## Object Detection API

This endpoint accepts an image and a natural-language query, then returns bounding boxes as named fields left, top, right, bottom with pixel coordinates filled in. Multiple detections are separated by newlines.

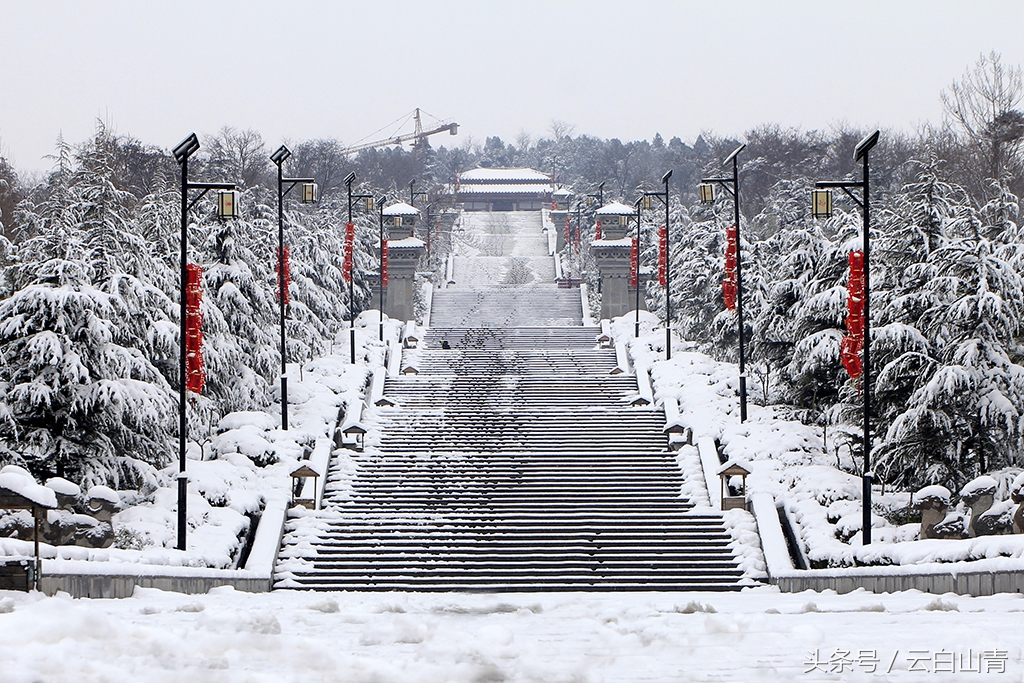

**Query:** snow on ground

left=613, top=311, right=1024, bottom=571
left=1, top=585, right=1022, bottom=682
left=1, top=313, right=393, bottom=570
left=451, top=212, right=554, bottom=286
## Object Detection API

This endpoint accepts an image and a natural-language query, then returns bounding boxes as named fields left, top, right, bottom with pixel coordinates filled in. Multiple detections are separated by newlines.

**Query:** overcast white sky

left=2, top=1, right=1023, bottom=173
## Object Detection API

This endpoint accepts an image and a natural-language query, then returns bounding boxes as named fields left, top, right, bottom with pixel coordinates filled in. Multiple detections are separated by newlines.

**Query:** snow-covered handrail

left=633, top=366, right=654, bottom=406
left=445, top=253, right=455, bottom=286
left=368, top=366, right=393, bottom=406
left=554, top=252, right=563, bottom=280
left=749, top=492, right=796, bottom=579
left=696, top=435, right=723, bottom=509
left=422, top=282, right=433, bottom=328
left=386, top=339, right=402, bottom=377
left=613, top=341, right=632, bottom=375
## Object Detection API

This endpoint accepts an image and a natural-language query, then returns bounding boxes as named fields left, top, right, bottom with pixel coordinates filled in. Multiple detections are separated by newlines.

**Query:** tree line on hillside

left=0, top=52, right=1020, bottom=492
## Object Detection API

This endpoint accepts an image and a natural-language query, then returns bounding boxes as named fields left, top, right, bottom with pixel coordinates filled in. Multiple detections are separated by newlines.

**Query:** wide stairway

left=278, top=211, right=745, bottom=591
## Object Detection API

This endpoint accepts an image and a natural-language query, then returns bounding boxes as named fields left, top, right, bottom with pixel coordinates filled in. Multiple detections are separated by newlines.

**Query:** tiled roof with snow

left=596, top=201, right=636, bottom=216
left=459, top=168, right=552, bottom=183
left=382, top=201, right=420, bottom=216
left=552, top=188, right=573, bottom=196
left=456, top=184, right=552, bottom=195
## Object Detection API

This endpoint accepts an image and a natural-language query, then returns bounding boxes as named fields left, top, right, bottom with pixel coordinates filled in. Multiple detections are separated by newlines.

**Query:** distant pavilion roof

left=459, top=167, right=552, bottom=183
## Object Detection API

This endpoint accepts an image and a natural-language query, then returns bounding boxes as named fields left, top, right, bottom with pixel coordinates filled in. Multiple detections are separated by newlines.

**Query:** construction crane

left=340, top=109, right=458, bottom=157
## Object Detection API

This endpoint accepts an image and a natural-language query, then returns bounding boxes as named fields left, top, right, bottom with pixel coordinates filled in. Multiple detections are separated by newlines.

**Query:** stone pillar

left=382, top=202, right=424, bottom=323
left=590, top=201, right=641, bottom=320
left=551, top=188, right=572, bottom=252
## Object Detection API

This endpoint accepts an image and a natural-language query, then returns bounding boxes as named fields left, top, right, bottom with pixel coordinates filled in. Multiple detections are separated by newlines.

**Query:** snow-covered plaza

left=2, top=585, right=1022, bottom=682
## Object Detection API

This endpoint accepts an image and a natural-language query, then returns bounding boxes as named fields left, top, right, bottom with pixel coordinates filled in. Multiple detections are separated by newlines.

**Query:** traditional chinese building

left=456, top=167, right=553, bottom=211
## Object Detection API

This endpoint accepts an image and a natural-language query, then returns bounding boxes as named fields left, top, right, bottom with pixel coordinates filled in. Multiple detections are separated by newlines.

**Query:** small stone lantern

left=290, top=463, right=320, bottom=508
left=380, top=202, right=425, bottom=323
left=717, top=460, right=751, bottom=510
left=590, top=201, right=644, bottom=319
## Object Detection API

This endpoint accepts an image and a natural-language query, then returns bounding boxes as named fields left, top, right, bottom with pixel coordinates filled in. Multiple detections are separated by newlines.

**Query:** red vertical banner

left=658, top=224, right=667, bottom=286
left=722, top=226, right=738, bottom=310
left=381, top=240, right=389, bottom=287
left=185, top=264, right=205, bottom=394
left=343, top=221, right=355, bottom=282
left=573, top=221, right=580, bottom=251
left=551, top=200, right=557, bottom=211
left=595, top=219, right=602, bottom=240
left=275, top=246, right=290, bottom=304
left=842, top=250, right=865, bottom=379
left=630, top=237, right=639, bottom=287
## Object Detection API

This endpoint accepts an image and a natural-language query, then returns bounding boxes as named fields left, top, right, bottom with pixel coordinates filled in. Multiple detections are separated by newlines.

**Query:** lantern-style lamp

left=301, top=182, right=319, bottom=204
left=642, top=195, right=653, bottom=210
left=364, top=196, right=374, bottom=212
left=811, top=188, right=833, bottom=219
left=217, top=189, right=240, bottom=218
left=699, top=183, right=715, bottom=204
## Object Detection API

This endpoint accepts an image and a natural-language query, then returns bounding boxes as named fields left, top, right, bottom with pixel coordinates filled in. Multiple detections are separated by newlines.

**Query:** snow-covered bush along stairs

left=276, top=211, right=745, bottom=591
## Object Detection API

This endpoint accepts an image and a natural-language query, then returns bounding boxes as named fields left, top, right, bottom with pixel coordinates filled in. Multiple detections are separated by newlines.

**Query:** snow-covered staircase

left=277, top=211, right=745, bottom=591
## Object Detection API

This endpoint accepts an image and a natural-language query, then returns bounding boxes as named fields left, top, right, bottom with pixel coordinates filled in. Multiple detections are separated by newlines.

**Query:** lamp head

left=172, top=133, right=200, bottom=164
left=662, top=170, right=673, bottom=184
left=345, top=172, right=356, bottom=186
left=270, top=145, right=291, bottom=166
left=723, top=143, right=746, bottom=166
left=854, top=130, right=880, bottom=161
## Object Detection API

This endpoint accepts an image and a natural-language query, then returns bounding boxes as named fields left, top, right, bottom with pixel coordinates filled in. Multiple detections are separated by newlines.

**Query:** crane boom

left=340, top=109, right=458, bottom=156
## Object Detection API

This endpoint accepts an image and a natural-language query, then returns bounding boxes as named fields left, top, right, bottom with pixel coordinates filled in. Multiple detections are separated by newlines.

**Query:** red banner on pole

left=630, top=237, right=638, bottom=287
left=722, top=226, right=738, bottom=310
left=381, top=240, right=389, bottom=287
left=595, top=219, right=602, bottom=241
left=185, top=264, right=205, bottom=394
left=658, top=224, right=667, bottom=286
left=343, top=222, right=355, bottom=282
left=842, top=250, right=865, bottom=379
left=275, top=246, right=290, bottom=305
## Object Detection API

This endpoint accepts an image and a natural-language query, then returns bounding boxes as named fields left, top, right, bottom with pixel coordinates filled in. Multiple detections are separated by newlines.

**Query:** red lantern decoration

left=343, top=221, right=355, bottom=282
left=842, top=250, right=866, bottom=379
left=275, top=246, right=290, bottom=305
left=185, top=264, right=205, bottom=394
left=630, top=237, right=639, bottom=287
left=381, top=240, right=389, bottom=287
left=595, top=219, right=602, bottom=240
left=658, top=224, right=668, bottom=287
left=551, top=200, right=557, bottom=211
left=722, top=226, right=738, bottom=310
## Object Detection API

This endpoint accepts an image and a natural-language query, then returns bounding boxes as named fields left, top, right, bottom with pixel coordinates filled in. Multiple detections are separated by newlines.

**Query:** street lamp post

left=409, top=178, right=428, bottom=206
left=634, top=196, right=643, bottom=338
left=377, top=196, right=387, bottom=341
left=172, top=132, right=238, bottom=551
left=270, top=145, right=316, bottom=431
left=643, top=171, right=674, bottom=359
left=345, top=173, right=374, bottom=364
left=813, top=130, right=880, bottom=545
left=701, top=144, right=748, bottom=422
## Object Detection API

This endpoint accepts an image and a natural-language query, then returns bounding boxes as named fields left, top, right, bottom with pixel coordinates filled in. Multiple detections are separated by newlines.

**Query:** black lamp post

left=269, top=145, right=316, bottom=431
left=345, top=173, right=373, bottom=364
left=701, top=144, right=748, bottom=422
left=587, top=181, right=605, bottom=208
left=377, top=195, right=387, bottom=341
left=813, top=130, right=880, bottom=545
left=409, top=178, right=428, bottom=206
left=633, top=196, right=643, bottom=338
left=172, top=132, right=238, bottom=551
left=643, top=171, right=674, bottom=359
